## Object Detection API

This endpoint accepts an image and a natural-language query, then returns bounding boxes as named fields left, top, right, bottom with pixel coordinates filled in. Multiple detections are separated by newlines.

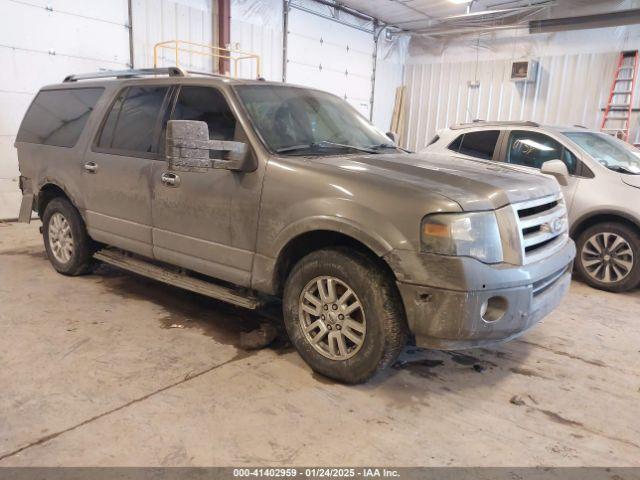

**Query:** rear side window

left=97, top=86, right=170, bottom=154
left=17, top=88, right=104, bottom=147
left=458, top=130, right=500, bottom=160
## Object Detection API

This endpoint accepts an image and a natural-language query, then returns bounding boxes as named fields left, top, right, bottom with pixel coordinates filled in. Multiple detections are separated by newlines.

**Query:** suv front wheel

left=283, top=247, right=407, bottom=384
left=575, top=222, right=640, bottom=292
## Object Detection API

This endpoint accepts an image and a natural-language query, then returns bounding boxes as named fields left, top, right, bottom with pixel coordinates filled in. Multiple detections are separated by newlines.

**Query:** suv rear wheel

left=42, top=197, right=95, bottom=276
left=283, top=247, right=407, bottom=384
left=575, top=222, right=640, bottom=292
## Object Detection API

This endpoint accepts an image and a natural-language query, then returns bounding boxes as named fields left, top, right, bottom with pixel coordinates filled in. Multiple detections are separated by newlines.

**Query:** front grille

left=512, top=194, right=568, bottom=265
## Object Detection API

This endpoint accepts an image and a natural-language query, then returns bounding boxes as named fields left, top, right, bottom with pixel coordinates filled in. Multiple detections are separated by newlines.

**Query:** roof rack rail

left=450, top=120, right=540, bottom=130
left=63, top=67, right=188, bottom=83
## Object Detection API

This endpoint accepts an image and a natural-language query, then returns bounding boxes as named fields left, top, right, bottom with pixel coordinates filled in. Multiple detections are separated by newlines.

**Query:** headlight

left=421, top=212, right=503, bottom=263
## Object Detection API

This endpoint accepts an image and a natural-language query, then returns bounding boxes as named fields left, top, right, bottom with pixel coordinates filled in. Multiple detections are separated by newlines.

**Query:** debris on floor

left=239, top=322, right=278, bottom=350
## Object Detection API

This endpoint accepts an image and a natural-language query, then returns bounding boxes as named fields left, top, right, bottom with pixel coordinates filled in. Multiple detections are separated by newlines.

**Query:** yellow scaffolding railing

left=153, top=40, right=261, bottom=79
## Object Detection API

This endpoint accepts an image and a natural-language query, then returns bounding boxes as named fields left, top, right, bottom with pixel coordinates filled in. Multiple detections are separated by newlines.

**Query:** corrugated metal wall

left=402, top=51, right=637, bottom=151
left=132, top=0, right=215, bottom=71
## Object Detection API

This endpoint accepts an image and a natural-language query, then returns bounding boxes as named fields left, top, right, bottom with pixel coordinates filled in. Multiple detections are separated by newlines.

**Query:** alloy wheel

left=298, top=276, right=366, bottom=360
left=581, top=232, right=634, bottom=284
left=48, top=212, right=74, bottom=264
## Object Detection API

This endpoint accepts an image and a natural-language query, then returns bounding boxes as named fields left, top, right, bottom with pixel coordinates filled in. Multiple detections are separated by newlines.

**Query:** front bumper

left=391, top=240, right=576, bottom=350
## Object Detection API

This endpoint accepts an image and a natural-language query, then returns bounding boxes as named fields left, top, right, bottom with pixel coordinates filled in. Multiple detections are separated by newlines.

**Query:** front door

left=502, top=130, right=580, bottom=211
left=83, top=84, right=172, bottom=258
left=151, top=85, right=264, bottom=287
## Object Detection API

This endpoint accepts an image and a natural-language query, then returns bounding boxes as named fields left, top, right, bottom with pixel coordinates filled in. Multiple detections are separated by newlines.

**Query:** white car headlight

left=421, top=212, right=504, bottom=263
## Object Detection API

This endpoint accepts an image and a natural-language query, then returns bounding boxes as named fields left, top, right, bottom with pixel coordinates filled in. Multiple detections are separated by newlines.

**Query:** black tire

left=42, top=197, right=96, bottom=276
left=283, top=247, right=407, bottom=384
left=575, top=222, right=640, bottom=293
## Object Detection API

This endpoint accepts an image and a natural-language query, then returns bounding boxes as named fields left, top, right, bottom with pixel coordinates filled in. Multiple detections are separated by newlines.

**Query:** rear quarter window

left=17, top=87, right=104, bottom=148
left=447, top=134, right=463, bottom=152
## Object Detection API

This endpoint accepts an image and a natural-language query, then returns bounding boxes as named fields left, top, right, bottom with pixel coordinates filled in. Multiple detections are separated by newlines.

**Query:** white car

left=425, top=121, right=640, bottom=292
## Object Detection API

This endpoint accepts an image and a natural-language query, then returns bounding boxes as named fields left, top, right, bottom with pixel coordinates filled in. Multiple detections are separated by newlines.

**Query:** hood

left=313, top=152, right=560, bottom=211
left=621, top=174, right=640, bottom=189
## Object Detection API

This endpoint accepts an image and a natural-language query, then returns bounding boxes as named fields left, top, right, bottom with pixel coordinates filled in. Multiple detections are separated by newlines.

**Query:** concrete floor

left=1, top=221, right=639, bottom=467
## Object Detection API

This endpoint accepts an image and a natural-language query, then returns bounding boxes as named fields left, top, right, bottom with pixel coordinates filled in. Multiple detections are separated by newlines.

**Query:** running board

left=94, top=249, right=261, bottom=310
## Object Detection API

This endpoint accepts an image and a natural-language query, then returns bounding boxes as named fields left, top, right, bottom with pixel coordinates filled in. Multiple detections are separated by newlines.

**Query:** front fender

left=265, top=197, right=412, bottom=259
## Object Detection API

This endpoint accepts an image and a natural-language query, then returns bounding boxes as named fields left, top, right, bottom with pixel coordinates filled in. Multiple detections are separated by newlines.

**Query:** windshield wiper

left=607, top=164, right=640, bottom=175
left=367, top=143, right=411, bottom=153
left=276, top=141, right=378, bottom=154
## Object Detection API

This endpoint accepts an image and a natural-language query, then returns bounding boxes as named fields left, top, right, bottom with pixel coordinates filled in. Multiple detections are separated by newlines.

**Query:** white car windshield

left=564, top=131, right=640, bottom=175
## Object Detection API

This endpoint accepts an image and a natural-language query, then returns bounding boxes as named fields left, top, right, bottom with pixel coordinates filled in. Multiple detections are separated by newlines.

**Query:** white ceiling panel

left=337, top=0, right=631, bottom=32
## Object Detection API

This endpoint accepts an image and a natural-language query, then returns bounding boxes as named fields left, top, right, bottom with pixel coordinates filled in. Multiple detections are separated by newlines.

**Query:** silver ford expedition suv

left=15, top=68, right=576, bottom=383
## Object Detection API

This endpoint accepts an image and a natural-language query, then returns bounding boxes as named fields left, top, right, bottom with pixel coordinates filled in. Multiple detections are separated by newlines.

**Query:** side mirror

left=166, top=120, right=251, bottom=172
left=541, top=160, right=569, bottom=186
left=386, top=131, right=399, bottom=144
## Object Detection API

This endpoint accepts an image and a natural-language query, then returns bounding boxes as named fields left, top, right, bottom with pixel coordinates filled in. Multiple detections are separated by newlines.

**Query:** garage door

left=285, top=1, right=374, bottom=118
left=0, top=0, right=131, bottom=219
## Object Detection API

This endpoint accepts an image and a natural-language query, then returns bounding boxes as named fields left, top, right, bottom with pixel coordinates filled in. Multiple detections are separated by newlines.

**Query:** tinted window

left=97, top=86, right=169, bottom=153
left=458, top=130, right=500, bottom=160
left=171, top=86, right=236, bottom=141
left=17, top=88, right=104, bottom=147
left=507, top=131, right=576, bottom=174
left=447, top=134, right=463, bottom=152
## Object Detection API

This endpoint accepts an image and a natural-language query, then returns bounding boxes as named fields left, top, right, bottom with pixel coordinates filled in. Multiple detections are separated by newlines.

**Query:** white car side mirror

left=541, top=160, right=569, bottom=186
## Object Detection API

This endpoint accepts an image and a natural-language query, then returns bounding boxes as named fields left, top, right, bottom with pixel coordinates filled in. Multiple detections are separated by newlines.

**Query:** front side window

left=17, top=87, right=104, bottom=147
left=97, top=86, right=170, bottom=154
left=171, top=86, right=237, bottom=141
left=234, top=85, right=393, bottom=155
left=162, top=86, right=238, bottom=159
left=564, top=131, right=640, bottom=175
left=449, top=130, right=500, bottom=160
left=507, top=130, right=576, bottom=174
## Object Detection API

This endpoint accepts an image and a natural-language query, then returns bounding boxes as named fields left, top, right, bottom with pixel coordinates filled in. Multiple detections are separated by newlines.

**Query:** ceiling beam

left=529, top=8, right=640, bottom=33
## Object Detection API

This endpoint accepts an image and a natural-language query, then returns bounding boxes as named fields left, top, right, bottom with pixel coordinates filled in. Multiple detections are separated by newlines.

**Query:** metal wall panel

left=229, top=0, right=283, bottom=81
left=403, top=51, right=631, bottom=151
left=0, top=0, right=130, bottom=219
left=132, top=0, right=214, bottom=71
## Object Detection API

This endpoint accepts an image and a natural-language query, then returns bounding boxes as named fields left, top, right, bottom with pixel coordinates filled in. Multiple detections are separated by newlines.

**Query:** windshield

left=234, top=85, right=395, bottom=155
left=564, top=131, right=640, bottom=174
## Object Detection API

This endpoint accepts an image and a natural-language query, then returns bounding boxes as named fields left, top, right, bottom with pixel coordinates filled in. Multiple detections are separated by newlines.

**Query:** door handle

left=161, top=172, right=181, bottom=187
left=84, top=161, right=98, bottom=173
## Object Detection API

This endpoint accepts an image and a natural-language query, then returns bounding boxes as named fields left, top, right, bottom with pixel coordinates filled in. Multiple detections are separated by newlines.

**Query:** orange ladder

left=601, top=50, right=638, bottom=142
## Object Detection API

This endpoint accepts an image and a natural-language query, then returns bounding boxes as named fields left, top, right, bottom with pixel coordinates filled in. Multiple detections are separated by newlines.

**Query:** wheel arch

left=571, top=210, right=640, bottom=240
left=37, top=182, right=75, bottom=218
left=271, top=228, right=398, bottom=297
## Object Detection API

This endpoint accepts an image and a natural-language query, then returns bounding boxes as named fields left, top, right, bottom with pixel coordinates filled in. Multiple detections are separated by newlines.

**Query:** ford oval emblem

left=551, top=218, right=564, bottom=234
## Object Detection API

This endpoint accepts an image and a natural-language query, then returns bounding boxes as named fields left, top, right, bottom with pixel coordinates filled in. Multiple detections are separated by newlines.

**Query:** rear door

left=83, top=84, right=173, bottom=257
